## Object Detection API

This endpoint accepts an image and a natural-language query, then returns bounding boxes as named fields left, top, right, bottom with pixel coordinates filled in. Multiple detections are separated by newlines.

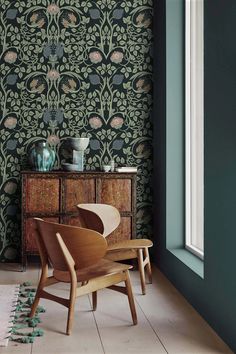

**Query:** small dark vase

left=29, top=141, right=55, bottom=171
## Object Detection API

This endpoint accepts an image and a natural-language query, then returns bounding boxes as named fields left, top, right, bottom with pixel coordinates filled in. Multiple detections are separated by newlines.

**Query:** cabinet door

left=64, top=178, right=96, bottom=212
left=106, top=216, right=132, bottom=245
left=25, top=178, right=60, bottom=213
left=25, top=217, right=59, bottom=253
left=99, top=178, right=132, bottom=212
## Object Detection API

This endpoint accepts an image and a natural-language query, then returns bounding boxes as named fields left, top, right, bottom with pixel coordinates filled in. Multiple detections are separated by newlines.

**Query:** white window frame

left=185, top=0, right=204, bottom=260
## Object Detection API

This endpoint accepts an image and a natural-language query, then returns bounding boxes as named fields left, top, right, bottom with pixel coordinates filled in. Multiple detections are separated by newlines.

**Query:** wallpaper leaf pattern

left=0, top=0, right=153, bottom=262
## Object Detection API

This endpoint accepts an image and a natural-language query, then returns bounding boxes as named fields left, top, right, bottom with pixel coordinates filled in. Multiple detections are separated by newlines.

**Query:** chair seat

left=53, top=259, right=132, bottom=283
left=105, top=249, right=137, bottom=261
left=107, top=238, right=153, bottom=251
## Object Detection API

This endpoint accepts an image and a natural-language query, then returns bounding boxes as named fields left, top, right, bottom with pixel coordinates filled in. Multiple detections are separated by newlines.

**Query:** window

left=185, top=0, right=204, bottom=259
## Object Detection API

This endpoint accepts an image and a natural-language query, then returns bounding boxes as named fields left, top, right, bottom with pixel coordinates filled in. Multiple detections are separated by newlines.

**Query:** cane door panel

left=64, top=178, right=96, bottom=212
left=25, top=178, right=60, bottom=213
left=62, top=216, right=83, bottom=227
left=106, top=217, right=132, bottom=245
left=99, top=179, right=132, bottom=212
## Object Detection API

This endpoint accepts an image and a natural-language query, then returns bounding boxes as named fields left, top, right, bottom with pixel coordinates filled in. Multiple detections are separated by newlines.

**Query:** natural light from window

left=185, top=0, right=204, bottom=259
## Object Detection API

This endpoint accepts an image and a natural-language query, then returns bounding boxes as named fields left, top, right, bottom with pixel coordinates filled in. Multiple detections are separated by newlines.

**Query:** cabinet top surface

left=21, top=170, right=137, bottom=176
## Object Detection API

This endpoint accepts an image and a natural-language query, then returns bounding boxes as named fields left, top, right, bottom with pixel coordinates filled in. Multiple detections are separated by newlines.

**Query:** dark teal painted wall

left=153, top=0, right=236, bottom=351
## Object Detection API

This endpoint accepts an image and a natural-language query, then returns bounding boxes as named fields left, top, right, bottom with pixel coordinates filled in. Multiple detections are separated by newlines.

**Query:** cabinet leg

left=21, top=254, right=27, bottom=272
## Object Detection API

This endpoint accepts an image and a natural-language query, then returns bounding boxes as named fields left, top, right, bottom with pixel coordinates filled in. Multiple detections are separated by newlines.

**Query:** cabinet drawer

left=25, top=217, right=59, bottom=253
left=25, top=178, right=60, bottom=213
left=99, top=179, right=132, bottom=212
left=64, top=179, right=96, bottom=212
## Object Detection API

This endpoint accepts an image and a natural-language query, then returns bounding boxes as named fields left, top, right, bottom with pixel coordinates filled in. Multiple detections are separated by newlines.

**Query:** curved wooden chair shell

left=30, top=218, right=137, bottom=335
left=77, top=203, right=153, bottom=295
left=77, top=203, right=120, bottom=237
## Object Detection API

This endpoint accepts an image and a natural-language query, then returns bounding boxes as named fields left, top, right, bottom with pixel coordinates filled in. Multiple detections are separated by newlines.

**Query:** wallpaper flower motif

left=0, top=0, right=153, bottom=262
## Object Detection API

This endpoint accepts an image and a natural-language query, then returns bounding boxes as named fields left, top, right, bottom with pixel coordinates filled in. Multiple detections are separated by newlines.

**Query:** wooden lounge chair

left=77, top=204, right=153, bottom=295
left=30, top=218, right=137, bottom=335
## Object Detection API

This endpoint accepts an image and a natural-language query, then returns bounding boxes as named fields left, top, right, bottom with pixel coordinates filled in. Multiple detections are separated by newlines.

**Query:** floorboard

left=90, top=287, right=167, bottom=354
left=0, top=264, right=232, bottom=354
left=32, top=283, right=104, bottom=354
left=133, top=268, right=232, bottom=354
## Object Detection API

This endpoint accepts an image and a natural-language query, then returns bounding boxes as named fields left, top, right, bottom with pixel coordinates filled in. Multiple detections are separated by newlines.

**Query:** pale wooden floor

left=0, top=263, right=232, bottom=354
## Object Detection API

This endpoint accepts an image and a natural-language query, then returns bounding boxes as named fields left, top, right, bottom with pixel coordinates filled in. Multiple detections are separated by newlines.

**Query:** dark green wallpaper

left=0, top=0, right=153, bottom=262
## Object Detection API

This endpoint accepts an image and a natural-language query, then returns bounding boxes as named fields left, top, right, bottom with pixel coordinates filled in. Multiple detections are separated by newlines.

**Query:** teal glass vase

left=29, top=141, right=55, bottom=171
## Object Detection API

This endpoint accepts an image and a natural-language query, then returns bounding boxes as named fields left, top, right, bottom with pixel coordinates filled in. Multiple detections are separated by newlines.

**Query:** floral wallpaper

left=0, top=0, right=153, bottom=262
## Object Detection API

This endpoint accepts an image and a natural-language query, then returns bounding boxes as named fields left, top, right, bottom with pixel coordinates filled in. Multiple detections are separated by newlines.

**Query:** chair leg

left=124, top=270, right=137, bottom=325
left=137, top=249, right=146, bottom=295
left=92, top=291, right=97, bottom=311
left=66, top=277, right=77, bottom=335
left=144, top=247, right=152, bottom=284
left=30, top=293, right=40, bottom=318
left=30, top=264, right=48, bottom=318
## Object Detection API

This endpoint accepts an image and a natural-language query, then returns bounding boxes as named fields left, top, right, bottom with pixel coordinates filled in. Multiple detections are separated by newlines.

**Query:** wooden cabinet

left=21, top=171, right=137, bottom=268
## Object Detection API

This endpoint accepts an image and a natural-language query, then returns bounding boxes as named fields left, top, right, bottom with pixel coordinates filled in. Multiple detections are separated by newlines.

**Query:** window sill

left=168, top=248, right=204, bottom=278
